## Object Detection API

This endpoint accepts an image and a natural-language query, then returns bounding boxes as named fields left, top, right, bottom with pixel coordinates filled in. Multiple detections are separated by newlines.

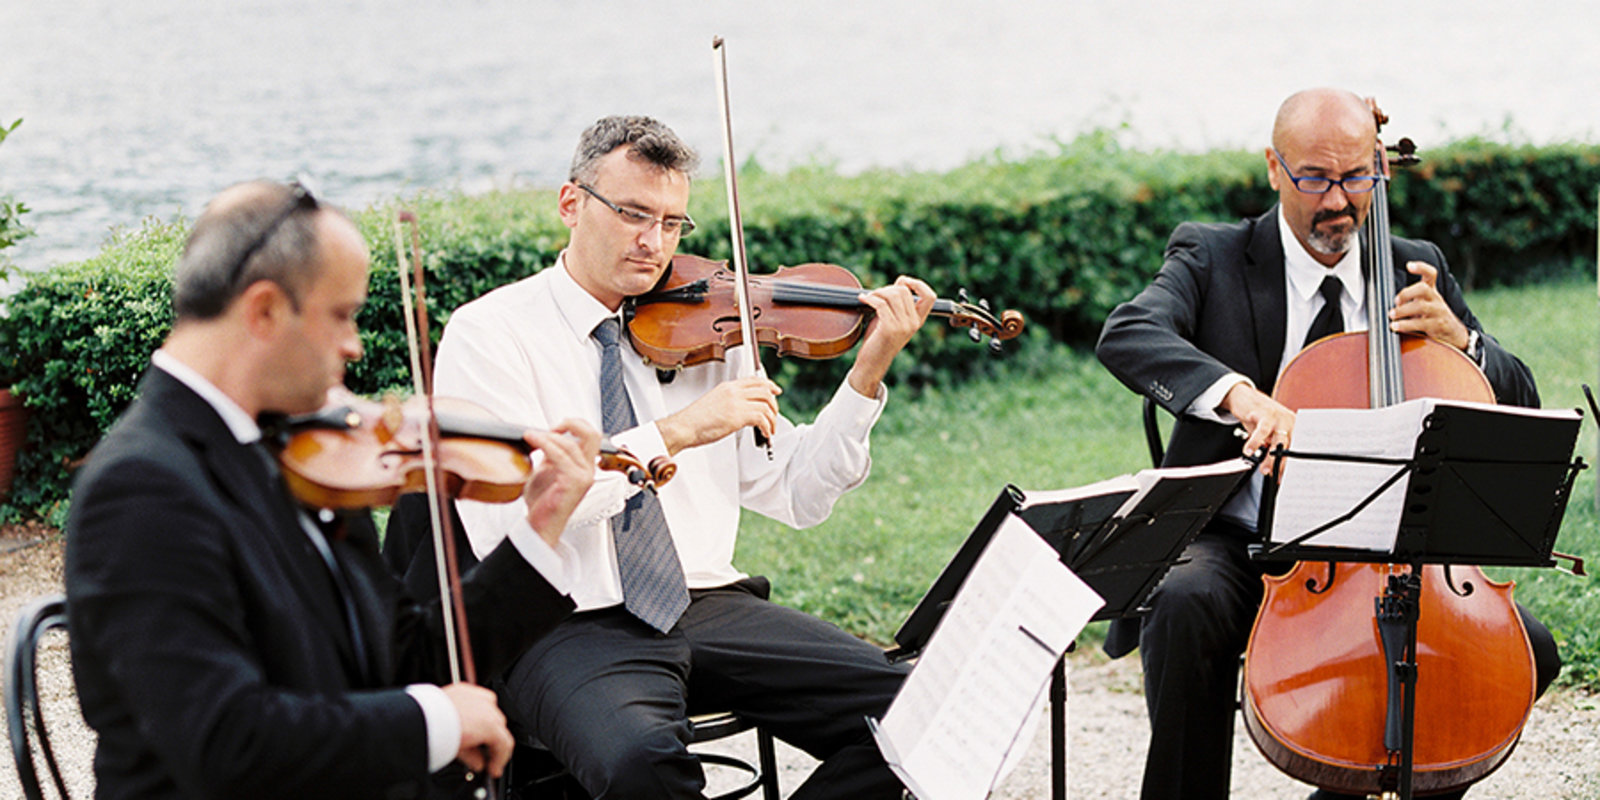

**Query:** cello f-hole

left=1305, top=562, right=1338, bottom=594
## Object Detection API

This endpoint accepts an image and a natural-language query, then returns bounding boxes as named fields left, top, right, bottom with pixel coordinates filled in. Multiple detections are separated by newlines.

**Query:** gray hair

left=172, top=181, right=342, bottom=321
left=568, top=116, right=699, bottom=184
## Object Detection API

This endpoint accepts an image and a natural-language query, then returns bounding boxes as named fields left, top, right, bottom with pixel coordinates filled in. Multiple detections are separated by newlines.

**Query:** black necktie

left=1303, top=276, right=1345, bottom=348
left=592, top=318, right=690, bottom=633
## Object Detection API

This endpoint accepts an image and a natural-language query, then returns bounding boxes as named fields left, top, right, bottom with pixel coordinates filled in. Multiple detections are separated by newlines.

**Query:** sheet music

left=1272, top=404, right=1422, bottom=550
left=1111, top=458, right=1253, bottom=518
left=872, top=515, right=1105, bottom=800
left=1270, top=399, right=1581, bottom=551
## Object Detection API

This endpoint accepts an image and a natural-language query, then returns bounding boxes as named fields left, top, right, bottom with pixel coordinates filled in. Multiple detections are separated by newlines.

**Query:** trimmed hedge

left=2, top=135, right=1597, bottom=519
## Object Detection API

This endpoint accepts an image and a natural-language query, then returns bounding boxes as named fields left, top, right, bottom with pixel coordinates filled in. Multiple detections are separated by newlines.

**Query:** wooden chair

left=383, top=494, right=780, bottom=800
left=6, top=592, right=72, bottom=800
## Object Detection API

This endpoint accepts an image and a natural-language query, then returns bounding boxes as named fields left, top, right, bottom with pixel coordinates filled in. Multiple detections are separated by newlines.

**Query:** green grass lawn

left=735, top=277, right=1600, bottom=688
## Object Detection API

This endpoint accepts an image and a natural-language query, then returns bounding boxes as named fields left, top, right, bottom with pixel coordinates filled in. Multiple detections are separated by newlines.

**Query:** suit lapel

left=1243, top=208, right=1289, bottom=392
left=148, top=371, right=371, bottom=685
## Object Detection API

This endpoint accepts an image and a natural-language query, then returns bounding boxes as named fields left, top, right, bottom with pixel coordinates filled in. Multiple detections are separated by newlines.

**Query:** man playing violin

left=66, top=180, right=602, bottom=799
left=432, top=115, right=934, bottom=799
left=1096, top=88, right=1561, bottom=800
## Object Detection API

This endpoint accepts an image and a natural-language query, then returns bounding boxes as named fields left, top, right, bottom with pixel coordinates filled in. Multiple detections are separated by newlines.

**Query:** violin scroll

left=946, top=288, right=1026, bottom=354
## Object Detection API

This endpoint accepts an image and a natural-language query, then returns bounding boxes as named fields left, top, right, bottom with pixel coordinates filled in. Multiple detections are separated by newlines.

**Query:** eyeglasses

left=577, top=183, right=695, bottom=237
left=1272, top=149, right=1382, bottom=195
left=225, top=180, right=319, bottom=288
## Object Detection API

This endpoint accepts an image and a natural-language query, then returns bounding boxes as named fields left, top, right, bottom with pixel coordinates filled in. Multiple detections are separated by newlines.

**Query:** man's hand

left=521, top=419, right=601, bottom=546
left=1391, top=261, right=1471, bottom=351
left=846, top=276, right=937, bottom=397
left=1222, top=382, right=1297, bottom=475
left=656, top=375, right=782, bottom=455
left=440, top=682, right=514, bottom=778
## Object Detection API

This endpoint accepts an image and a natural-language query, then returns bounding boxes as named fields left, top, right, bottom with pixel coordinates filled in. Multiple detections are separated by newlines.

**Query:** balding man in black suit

left=1096, top=88, right=1557, bottom=800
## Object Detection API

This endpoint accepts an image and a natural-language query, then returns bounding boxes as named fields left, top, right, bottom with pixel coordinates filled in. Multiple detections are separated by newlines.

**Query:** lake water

left=3, top=0, right=1599, bottom=272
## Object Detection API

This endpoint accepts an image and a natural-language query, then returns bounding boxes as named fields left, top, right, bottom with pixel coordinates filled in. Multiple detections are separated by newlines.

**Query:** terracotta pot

left=0, top=389, right=28, bottom=498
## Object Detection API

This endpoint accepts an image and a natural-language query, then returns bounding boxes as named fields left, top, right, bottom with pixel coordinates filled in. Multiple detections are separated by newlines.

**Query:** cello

left=1239, top=107, right=1537, bottom=797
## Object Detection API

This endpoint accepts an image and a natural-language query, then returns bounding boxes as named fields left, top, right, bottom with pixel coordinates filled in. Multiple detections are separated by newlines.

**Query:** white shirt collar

left=151, top=349, right=262, bottom=445
left=1277, top=206, right=1362, bottom=311
left=551, top=251, right=627, bottom=340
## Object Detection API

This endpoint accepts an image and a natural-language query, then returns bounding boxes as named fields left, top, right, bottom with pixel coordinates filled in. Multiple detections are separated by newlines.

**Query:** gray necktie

left=593, top=318, right=690, bottom=633
left=1302, top=276, right=1345, bottom=348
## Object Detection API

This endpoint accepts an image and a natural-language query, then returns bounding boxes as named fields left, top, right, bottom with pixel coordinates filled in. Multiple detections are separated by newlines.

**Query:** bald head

left=1271, top=88, right=1375, bottom=152
left=173, top=180, right=352, bottom=321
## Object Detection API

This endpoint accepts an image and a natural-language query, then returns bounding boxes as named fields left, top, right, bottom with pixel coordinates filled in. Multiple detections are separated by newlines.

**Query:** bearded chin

left=1307, top=224, right=1356, bottom=256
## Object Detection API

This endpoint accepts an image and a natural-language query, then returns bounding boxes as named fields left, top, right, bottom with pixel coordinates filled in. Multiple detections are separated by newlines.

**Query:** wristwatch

left=1465, top=330, right=1484, bottom=365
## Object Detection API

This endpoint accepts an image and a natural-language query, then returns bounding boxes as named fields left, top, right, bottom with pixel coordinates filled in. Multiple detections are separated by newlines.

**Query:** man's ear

left=556, top=182, right=582, bottom=231
left=235, top=279, right=291, bottom=339
left=1264, top=147, right=1282, bottom=192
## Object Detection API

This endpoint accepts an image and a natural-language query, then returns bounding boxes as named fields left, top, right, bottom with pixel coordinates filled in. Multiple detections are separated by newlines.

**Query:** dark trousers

left=499, top=577, right=909, bottom=800
left=1134, top=523, right=1561, bottom=800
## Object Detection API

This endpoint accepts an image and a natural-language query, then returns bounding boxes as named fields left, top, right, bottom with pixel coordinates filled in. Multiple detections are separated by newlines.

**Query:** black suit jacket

left=66, top=368, right=576, bottom=800
left=1097, top=206, right=1538, bottom=472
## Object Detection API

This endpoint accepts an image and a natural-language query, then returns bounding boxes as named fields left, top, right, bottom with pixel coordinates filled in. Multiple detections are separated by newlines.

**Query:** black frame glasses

left=1272, top=149, right=1382, bottom=195
left=577, top=183, right=695, bottom=237
left=224, top=180, right=319, bottom=288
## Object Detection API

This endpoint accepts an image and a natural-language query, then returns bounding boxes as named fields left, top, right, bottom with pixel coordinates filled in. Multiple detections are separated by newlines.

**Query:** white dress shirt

left=434, top=253, right=886, bottom=613
left=1184, top=207, right=1365, bottom=529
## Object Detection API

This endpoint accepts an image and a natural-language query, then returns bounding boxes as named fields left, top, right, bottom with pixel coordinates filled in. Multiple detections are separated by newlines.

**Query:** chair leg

left=756, top=727, right=779, bottom=800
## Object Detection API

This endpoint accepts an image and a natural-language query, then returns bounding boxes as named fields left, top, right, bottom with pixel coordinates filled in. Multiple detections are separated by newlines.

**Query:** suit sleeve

left=67, top=452, right=428, bottom=800
left=1097, top=221, right=1240, bottom=415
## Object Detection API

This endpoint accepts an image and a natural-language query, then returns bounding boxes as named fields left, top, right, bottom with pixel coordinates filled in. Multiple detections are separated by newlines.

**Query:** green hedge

left=3, top=134, right=1598, bottom=519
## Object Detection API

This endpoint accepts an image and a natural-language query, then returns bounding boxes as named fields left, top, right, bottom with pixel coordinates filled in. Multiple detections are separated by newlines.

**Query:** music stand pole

left=1051, top=654, right=1067, bottom=800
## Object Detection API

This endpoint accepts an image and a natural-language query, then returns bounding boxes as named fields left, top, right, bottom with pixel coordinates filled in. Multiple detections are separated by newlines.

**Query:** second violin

left=624, top=253, right=1025, bottom=370
left=273, top=394, right=676, bottom=511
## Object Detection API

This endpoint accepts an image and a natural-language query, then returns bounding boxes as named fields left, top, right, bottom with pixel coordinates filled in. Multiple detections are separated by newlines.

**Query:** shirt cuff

left=406, top=684, right=460, bottom=773
left=505, top=519, right=575, bottom=596
left=1187, top=373, right=1253, bottom=424
left=813, top=377, right=888, bottom=441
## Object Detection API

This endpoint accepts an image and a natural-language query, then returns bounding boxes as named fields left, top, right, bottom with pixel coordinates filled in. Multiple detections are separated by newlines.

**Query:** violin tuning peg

left=988, top=337, right=1004, bottom=355
left=979, top=298, right=991, bottom=312
left=969, top=327, right=983, bottom=343
left=958, top=288, right=971, bottom=304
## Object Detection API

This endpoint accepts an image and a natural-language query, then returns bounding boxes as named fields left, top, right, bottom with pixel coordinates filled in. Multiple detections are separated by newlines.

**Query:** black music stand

left=1251, top=402, right=1585, bottom=800
left=888, top=461, right=1249, bottom=800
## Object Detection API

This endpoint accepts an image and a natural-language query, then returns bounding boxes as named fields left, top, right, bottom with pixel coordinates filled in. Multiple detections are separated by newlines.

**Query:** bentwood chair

left=5, top=592, right=73, bottom=800
left=1142, top=395, right=1167, bottom=468
left=382, top=494, right=780, bottom=800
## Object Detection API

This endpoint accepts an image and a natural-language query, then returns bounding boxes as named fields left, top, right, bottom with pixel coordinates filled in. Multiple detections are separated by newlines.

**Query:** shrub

left=2, top=134, right=1597, bottom=518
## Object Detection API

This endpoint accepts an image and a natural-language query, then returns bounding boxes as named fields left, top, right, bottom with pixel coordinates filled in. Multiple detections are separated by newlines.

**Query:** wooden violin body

left=274, top=394, right=674, bottom=511
left=624, top=253, right=1024, bottom=369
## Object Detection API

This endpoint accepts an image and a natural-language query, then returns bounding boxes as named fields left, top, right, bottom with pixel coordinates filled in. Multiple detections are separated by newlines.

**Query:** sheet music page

left=1115, top=458, right=1254, bottom=518
left=872, top=515, right=1105, bottom=800
left=1271, top=402, right=1430, bottom=550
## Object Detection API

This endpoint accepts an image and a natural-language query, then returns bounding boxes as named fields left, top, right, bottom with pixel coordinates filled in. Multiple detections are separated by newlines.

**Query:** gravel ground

left=5, top=528, right=1598, bottom=799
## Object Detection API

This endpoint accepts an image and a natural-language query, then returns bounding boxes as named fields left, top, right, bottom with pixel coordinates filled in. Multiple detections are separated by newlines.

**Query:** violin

left=1241, top=104, right=1534, bottom=798
left=624, top=253, right=1026, bottom=370
left=273, top=393, right=676, bottom=511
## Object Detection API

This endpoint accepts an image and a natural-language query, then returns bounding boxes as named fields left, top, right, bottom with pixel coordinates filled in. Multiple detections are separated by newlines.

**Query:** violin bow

left=712, top=36, right=772, bottom=456
left=395, top=212, right=494, bottom=797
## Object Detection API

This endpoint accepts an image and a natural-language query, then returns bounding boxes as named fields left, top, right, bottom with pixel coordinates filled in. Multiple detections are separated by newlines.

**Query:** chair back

left=1142, top=395, right=1167, bottom=468
left=6, top=593, right=71, bottom=800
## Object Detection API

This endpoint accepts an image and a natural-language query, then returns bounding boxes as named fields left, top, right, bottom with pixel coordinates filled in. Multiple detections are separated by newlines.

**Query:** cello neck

left=1363, top=139, right=1406, bottom=409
